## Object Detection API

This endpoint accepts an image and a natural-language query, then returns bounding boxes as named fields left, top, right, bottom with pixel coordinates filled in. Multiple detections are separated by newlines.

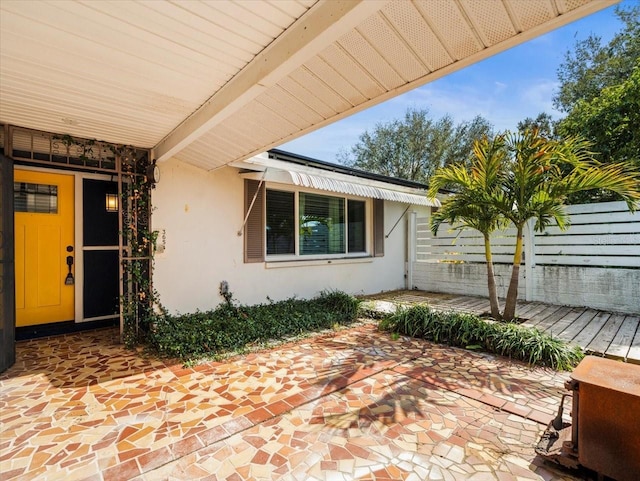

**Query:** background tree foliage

left=555, top=5, right=639, bottom=203
left=517, top=112, right=557, bottom=139
left=553, top=6, right=639, bottom=113
left=337, top=108, right=493, bottom=184
left=560, top=66, right=639, bottom=166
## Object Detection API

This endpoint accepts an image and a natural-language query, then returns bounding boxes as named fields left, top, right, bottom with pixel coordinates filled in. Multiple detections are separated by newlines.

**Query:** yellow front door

left=15, top=170, right=75, bottom=326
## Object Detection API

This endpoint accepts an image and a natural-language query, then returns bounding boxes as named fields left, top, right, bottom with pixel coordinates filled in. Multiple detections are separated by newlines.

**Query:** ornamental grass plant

left=379, top=304, right=583, bottom=370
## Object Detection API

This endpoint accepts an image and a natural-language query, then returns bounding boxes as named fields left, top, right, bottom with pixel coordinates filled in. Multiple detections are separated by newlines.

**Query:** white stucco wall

left=412, top=262, right=526, bottom=300
left=529, top=265, right=640, bottom=314
left=152, top=157, right=426, bottom=313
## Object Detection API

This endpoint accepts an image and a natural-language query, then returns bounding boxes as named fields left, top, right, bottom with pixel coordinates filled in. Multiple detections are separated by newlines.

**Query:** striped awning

left=287, top=171, right=438, bottom=207
left=240, top=165, right=439, bottom=207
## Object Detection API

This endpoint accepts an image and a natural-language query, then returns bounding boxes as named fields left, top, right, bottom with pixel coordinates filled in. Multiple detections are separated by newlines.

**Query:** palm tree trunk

left=503, top=225, right=524, bottom=321
left=483, top=233, right=501, bottom=320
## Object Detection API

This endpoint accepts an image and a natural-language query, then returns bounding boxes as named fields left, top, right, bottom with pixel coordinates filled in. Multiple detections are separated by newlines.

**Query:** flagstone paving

left=1, top=323, right=582, bottom=480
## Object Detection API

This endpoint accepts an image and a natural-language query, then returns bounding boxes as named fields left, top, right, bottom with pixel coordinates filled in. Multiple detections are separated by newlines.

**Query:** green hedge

left=379, top=304, right=583, bottom=370
left=148, top=291, right=360, bottom=361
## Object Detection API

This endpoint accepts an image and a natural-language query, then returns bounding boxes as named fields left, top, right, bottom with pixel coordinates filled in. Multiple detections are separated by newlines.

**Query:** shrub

left=379, top=305, right=583, bottom=370
left=148, top=291, right=360, bottom=361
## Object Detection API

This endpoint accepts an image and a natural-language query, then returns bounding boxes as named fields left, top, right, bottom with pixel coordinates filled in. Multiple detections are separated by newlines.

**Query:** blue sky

left=279, top=0, right=631, bottom=163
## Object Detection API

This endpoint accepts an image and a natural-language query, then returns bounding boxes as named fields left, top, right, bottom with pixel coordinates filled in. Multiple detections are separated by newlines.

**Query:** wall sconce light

left=105, top=193, right=118, bottom=212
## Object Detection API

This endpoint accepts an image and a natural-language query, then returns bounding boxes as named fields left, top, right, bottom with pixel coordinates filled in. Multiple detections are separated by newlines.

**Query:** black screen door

left=82, top=178, right=119, bottom=320
left=0, top=153, right=16, bottom=373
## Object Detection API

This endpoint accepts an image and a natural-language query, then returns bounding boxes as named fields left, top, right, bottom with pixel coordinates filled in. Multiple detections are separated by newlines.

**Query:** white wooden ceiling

left=0, top=0, right=616, bottom=170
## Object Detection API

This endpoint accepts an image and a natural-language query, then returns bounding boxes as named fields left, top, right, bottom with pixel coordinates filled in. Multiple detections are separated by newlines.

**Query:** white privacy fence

left=410, top=202, right=640, bottom=314
left=534, top=202, right=639, bottom=268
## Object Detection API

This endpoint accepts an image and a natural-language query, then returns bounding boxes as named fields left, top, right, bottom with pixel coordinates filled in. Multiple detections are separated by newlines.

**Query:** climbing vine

left=118, top=146, right=159, bottom=347
left=51, top=133, right=158, bottom=347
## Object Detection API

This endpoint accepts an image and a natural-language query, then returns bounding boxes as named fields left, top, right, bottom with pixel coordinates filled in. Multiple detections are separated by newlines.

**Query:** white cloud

left=278, top=120, right=367, bottom=162
left=520, top=79, right=561, bottom=114
left=386, top=85, right=495, bottom=125
left=279, top=77, right=568, bottom=162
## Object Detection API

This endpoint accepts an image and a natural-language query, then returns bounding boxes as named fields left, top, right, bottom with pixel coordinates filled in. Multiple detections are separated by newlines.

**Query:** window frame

left=264, top=184, right=372, bottom=262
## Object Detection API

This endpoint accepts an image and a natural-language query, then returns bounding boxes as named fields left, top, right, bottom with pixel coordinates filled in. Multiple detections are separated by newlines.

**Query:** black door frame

left=0, top=153, right=16, bottom=373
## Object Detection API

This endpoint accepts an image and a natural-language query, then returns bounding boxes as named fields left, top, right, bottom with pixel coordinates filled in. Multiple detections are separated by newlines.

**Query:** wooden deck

left=366, top=290, right=640, bottom=364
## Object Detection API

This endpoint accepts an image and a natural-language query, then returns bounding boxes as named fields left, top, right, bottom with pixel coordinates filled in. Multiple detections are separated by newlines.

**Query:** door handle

left=65, top=245, right=74, bottom=285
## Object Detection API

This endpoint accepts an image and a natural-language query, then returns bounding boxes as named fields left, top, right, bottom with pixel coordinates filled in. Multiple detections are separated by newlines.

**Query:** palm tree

left=497, top=129, right=639, bottom=320
left=428, top=135, right=508, bottom=319
left=430, top=129, right=640, bottom=322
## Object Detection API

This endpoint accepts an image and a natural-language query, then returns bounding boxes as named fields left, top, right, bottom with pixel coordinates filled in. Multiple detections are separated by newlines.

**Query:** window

left=299, top=192, right=345, bottom=255
left=14, top=182, right=58, bottom=213
left=348, top=200, right=366, bottom=253
left=266, top=190, right=295, bottom=255
left=244, top=180, right=384, bottom=263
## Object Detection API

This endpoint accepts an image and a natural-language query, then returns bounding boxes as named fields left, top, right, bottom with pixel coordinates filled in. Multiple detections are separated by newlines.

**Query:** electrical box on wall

left=155, top=229, right=166, bottom=254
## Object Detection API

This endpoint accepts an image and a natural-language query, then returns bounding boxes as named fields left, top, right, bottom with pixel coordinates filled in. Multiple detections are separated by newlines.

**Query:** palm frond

left=560, top=162, right=640, bottom=211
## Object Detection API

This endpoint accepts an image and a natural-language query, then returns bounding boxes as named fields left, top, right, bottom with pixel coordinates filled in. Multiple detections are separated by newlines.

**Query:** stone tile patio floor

left=0, top=322, right=584, bottom=481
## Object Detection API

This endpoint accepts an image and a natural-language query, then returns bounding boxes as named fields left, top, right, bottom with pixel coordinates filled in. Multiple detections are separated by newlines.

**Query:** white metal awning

left=287, top=171, right=438, bottom=207
left=238, top=156, right=440, bottom=207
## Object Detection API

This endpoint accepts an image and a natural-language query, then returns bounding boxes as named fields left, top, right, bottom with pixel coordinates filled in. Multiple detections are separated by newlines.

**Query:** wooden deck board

left=439, top=295, right=472, bottom=305
left=531, top=306, right=575, bottom=333
left=606, top=316, right=639, bottom=360
left=463, top=299, right=491, bottom=312
left=557, top=309, right=599, bottom=342
left=512, top=301, right=535, bottom=317
left=524, top=305, right=565, bottom=328
left=624, top=317, right=640, bottom=364
left=448, top=297, right=486, bottom=308
left=543, top=308, right=585, bottom=339
left=516, top=302, right=548, bottom=320
left=572, top=311, right=611, bottom=348
left=586, top=314, right=626, bottom=354
left=430, top=303, right=458, bottom=312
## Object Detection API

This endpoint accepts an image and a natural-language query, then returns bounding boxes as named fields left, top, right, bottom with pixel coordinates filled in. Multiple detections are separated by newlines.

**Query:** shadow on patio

left=0, top=321, right=585, bottom=481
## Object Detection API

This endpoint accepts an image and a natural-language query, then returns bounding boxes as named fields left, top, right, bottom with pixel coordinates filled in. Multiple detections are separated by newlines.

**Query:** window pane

left=14, top=182, right=58, bottom=213
left=300, top=193, right=345, bottom=255
left=348, top=200, right=366, bottom=253
left=266, top=190, right=295, bottom=255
